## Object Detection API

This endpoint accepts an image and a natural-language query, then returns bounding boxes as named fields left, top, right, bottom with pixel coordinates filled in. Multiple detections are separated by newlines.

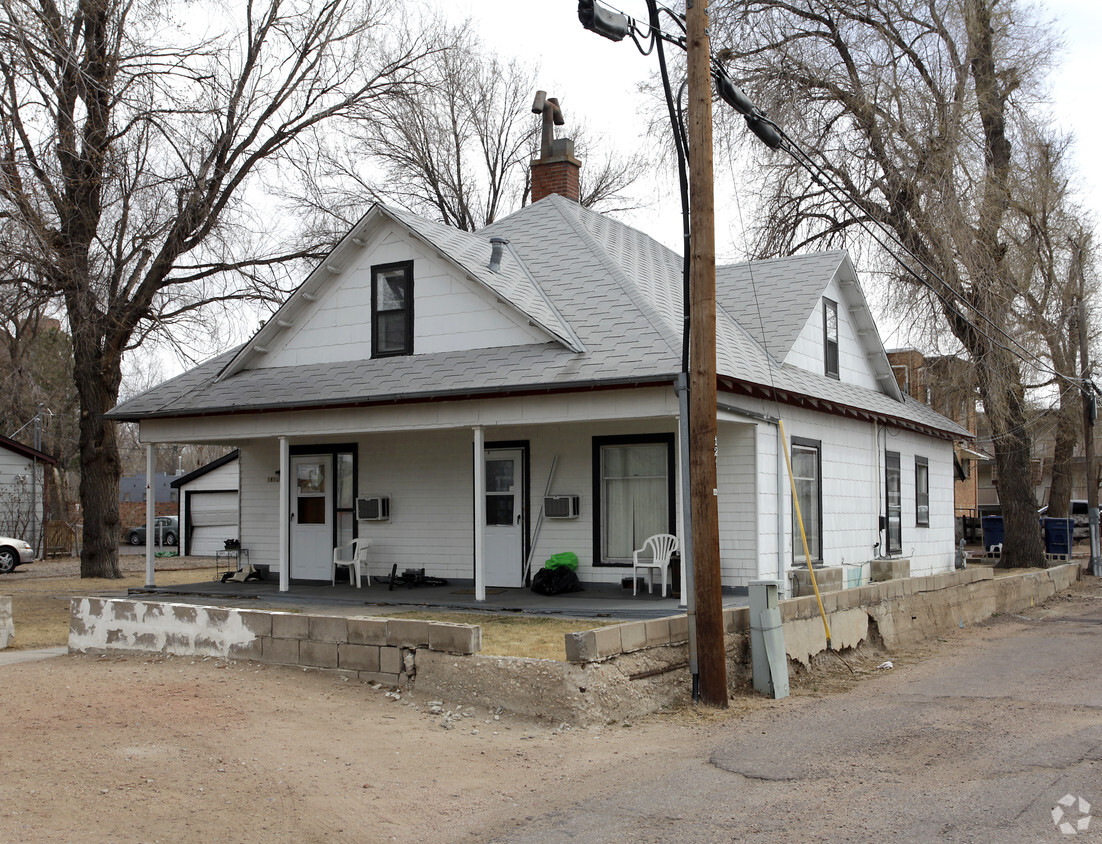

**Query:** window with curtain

left=594, top=435, right=673, bottom=565
left=791, top=437, right=822, bottom=562
left=886, top=451, right=902, bottom=552
left=915, top=456, right=929, bottom=527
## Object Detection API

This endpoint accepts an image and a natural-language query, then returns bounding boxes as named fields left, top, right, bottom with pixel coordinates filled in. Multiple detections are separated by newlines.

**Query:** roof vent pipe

left=489, top=237, right=509, bottom=273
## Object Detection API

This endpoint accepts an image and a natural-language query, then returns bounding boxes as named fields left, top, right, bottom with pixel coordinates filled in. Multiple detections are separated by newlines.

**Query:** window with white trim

left=886, top=451, right=902, bottom=553
left=915, top=456, right=930, bottom=527
left=593, top=434, right=674, bottom=566
left=791, top=437, right=822, bottom=563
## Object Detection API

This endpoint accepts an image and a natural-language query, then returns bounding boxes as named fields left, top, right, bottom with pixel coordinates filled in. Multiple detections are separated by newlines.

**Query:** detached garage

left=171, top=451, right=239, bottom=556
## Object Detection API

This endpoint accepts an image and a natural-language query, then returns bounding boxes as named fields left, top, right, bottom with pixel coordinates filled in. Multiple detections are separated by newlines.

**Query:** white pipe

left=776, top=423, right=786, bottom=591
left=674, top=375, right=697, bottom=682
left=279, top=436, right=290, bottom=592
left=473, top=426, right=485, bottom=602
left=873, top=421, right=882, bottom=550
left=145, top=443, right=155, bottom=587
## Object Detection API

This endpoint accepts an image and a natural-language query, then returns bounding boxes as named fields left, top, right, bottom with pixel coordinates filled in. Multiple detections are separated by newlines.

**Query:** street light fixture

left=577, top=0, right=630, bottom=41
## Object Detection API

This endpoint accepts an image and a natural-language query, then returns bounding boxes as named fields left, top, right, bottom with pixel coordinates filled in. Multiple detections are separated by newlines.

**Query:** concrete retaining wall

left=1, top=596, right=12, bottom=649
left=564, top=564, right=1080, bottom=670
left=67, top=564, right=1081, bottom=725
left=68, top=597, right=480, bottom=685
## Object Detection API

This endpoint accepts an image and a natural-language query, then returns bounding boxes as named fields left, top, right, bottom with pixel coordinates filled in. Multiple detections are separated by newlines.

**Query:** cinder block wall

left=69, top=598, right=480, bottom=686
left=0, top=596, right=12, bottom=649
left=564, top=563, right=1080, bottom=668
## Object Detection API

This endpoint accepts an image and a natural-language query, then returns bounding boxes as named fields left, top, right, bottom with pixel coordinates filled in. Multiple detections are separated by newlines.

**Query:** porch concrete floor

left=128, top=575, right=749, bottom=621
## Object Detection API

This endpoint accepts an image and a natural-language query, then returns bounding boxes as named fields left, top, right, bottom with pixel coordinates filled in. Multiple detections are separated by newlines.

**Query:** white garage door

left=188, top=491, right=239, bottom=556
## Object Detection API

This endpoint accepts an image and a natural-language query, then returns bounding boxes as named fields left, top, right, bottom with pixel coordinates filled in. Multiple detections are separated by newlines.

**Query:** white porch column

left=473, top=426, right=485, bottom=602
left=279, top=436, right=290, bottom=592
left=145, top=443, right=155, bottom=588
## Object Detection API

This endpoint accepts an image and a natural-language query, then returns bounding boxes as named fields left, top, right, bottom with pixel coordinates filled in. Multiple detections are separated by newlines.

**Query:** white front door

left=291, top=455, right=333, bottom=580
left=484, top=449, right=524, bottom=588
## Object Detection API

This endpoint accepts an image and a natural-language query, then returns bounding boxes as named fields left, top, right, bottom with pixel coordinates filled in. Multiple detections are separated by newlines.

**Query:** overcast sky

left=437, top=0, right=1102, bottom=255
left=424, top=0, right=1101, bottom=353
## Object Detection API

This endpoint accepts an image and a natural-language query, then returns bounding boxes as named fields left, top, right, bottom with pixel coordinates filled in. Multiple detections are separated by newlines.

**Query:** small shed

left=171, top=451, right=239, bottom=556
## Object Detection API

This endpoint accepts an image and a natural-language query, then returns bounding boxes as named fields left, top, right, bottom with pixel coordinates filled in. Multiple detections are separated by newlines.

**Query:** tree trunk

left=1047, top=396, right=1079, bottom=516
left=72, top=326, right=123, bottom=579
left=976, top=350, right=1045, bottom=568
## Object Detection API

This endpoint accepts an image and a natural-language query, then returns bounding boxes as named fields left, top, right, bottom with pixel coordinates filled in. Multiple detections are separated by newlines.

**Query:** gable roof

left=0, top=433, right=58, bottom=465
left=170, top=449, right=239, bottom=489
left=109, top=196, right=967, bottom=440
left=218, top=204, right=584, bottom=380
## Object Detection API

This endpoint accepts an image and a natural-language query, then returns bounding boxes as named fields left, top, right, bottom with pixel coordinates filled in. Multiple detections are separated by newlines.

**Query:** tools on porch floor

left=382, top=564, right=450, bottom=590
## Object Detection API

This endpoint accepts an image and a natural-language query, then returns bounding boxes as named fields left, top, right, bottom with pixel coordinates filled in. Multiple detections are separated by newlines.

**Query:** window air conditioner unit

left=356, top=496, right=390, bottom=521
left=544, top=495, right=580, bottom=519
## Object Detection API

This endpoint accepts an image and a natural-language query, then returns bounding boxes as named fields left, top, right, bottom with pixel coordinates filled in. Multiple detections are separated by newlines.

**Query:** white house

left=109, top=156, right=970, bottom=597
left=170, top=451, right=240, bottom=556
left=0, top=433, right=57, bottom=552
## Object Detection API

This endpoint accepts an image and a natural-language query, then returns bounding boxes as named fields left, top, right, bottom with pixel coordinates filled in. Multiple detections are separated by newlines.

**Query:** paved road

left=487, top=584, right=1102, bottom=843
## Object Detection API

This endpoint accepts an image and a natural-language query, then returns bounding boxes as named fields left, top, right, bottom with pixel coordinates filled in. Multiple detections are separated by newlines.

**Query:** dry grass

left=389, top=611, right=609, bottom=661
left=4, top=565, right=220, bottom=650
left=2, top=564, right=607, bottom=660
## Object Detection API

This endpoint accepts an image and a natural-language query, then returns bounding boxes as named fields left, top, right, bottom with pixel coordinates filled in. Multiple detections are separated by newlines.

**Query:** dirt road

left=1, top=576, right=1098, bottom=842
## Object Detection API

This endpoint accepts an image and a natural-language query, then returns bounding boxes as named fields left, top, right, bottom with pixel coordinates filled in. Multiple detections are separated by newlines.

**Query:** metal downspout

left=675, top=375, right=698, bottom=687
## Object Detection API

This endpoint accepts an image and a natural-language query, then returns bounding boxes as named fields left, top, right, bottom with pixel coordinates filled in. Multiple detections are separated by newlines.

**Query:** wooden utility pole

left=686, top=0, right=728, bottom=707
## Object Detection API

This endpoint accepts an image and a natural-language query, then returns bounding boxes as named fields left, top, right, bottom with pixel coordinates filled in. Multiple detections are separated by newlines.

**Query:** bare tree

left=707, top=0, right=1097, bottom=566
left=1005, top=131, right=1098, bottom=516
left=286, top=24, right=647, bottom=236
left=0, top=0, right=439, bottom=577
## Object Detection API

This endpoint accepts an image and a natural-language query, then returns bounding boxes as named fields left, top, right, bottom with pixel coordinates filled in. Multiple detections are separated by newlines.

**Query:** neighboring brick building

left=887, top=349, right=987, bottom=521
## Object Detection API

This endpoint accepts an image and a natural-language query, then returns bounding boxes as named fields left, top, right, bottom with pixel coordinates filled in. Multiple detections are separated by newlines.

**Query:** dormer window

left=372, top=261, right=413, bottom=357
left=823, top=298, right=839, bottom=379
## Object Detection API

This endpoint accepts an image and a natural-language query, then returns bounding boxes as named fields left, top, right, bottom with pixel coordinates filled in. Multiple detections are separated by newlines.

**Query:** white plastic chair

left=332, top=538, right=372, bottom=587
left=632, top=534, right=679, bottom=597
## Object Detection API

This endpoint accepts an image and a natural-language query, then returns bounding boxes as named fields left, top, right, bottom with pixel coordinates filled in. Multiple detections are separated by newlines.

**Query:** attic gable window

left=372, top=261, right=414, bottom=357
left=824, top=298, right=839, bottom=379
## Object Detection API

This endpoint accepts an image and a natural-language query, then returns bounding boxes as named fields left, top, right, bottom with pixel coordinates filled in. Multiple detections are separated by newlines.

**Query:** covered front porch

left=133, top=385, right=728, bottom=605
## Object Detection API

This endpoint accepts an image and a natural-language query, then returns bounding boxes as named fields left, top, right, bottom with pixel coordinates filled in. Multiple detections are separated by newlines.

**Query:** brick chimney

left=531, top=91, right=582, bottom=203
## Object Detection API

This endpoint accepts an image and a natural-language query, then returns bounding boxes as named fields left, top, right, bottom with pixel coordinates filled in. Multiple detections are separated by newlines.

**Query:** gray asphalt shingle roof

left=110, top=196, right=969, bottom=439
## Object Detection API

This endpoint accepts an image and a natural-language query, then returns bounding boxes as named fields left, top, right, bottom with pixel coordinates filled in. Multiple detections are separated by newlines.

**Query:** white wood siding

left=786, top=276, right=881, bottom=391
left=238, top=441, right=281, bottom=571
left=151, top=385, right=957, bottom=587
left=0, top=447, right=46, bottom=536
left=260, top=225, right=549, bottom=369
left=717, top=420, right=758, bottom=587
left=719, top=394, right=956, bottom=580
left=179, top=458, right=239, bottom=556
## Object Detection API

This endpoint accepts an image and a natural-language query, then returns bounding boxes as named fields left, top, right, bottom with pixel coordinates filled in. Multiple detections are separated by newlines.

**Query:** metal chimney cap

left=488, top=237, right=510, bottom=273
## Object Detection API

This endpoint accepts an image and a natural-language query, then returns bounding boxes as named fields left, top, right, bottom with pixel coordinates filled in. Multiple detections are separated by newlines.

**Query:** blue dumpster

left=981, top=515, right=1005, bottom=551
left=1043, top=517, right=1074, bottom=557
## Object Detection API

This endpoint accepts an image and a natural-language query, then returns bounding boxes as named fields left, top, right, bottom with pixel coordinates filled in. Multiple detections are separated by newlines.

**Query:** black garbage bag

left=531, top=565, right=584, bottom=596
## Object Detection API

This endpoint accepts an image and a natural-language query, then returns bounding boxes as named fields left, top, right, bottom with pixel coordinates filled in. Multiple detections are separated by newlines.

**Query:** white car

left=0, top=536, right=35, bottom=573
